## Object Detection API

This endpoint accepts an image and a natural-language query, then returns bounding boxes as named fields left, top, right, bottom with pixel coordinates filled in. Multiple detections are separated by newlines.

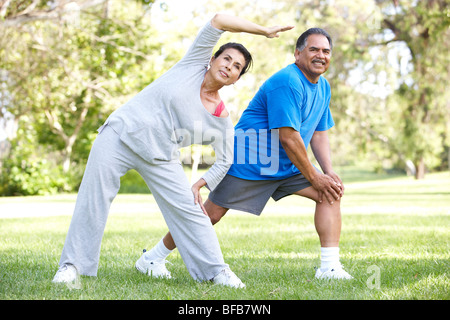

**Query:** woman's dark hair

left=213, top=42, right=253, bottom=77
left=296, top=28, right=333, bottom=51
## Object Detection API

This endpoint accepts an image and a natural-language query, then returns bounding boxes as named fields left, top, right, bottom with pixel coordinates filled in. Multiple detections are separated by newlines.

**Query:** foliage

left=119, top=169, right=151, bottom=194
left=374, top=0, right=450, bottom=178
left=0, top=0, right=176, bottom=195
left=0, top=116, right=73, bottom=195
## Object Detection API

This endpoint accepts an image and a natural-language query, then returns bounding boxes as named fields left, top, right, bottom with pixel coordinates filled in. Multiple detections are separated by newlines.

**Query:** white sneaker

left=135, top=251, right=172, bottom=279
left=212, top=267, right=246, bottom=288
left=52, top=264, right=78, bottom=283
left=315, top=264, right=353, bottom=280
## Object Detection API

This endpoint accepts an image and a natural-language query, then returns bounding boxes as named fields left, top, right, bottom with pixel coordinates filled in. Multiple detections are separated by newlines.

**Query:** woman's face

left=209, top=48, right=246, bottom=86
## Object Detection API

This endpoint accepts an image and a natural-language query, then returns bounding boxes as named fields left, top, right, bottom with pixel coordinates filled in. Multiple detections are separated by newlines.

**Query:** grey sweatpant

left=58, top=125, right=228, bottom=281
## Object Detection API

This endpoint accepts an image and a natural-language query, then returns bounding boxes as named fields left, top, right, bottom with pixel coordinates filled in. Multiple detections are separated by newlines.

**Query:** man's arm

left=278, top=127, right=341, bottom=204
left=310, top=130, right=344, bottom=196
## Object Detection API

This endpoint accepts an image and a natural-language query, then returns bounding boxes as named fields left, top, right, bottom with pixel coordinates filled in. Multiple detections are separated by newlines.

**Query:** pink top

left=213, top=101, right=225, bottom=117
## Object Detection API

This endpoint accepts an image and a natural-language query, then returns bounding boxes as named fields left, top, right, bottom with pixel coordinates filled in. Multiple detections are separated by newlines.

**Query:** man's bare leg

left=162, top=199, right=229, bottom=250
left=294, top=186, right=352, bottom=278
left=136, top=200, right=230, bottom=278
left=294, top=186, right=341, bottom=247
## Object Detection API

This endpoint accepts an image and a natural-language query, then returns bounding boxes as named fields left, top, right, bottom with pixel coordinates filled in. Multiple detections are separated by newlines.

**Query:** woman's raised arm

left=211, top=13, right=294, bottom=38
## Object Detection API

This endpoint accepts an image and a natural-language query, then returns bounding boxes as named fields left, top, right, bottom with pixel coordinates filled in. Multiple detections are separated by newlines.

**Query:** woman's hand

left=265, top=25, right=295, bottom=38
left=191, top=178, right=208, bottom=215
left=212, top=13, right=294, bottom=38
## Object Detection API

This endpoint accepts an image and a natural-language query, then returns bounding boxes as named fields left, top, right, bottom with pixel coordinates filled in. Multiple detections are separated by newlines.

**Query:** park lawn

left=0, top=169, right=448, bottom=300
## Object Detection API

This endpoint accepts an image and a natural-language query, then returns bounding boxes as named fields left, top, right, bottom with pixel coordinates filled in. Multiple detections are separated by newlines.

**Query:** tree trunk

left=190, top=145, right=202, bottom=183
left=62, top=144, right=73, bottom=173
left=415, top=156, right=425, bottom=179
left=62, top=151, right=71, bottom=173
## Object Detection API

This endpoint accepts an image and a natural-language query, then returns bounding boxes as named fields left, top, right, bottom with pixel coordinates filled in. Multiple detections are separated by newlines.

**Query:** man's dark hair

left=296, top=28, right=333, bottom=51
left=213, top=42, right=253, bottom=77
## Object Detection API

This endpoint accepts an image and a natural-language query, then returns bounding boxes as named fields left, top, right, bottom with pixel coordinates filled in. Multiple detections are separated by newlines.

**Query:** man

left=141, top=27, right=353, bottom=280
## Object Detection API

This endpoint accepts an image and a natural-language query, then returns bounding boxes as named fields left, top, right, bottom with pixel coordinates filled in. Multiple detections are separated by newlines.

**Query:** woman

left=52, top=13, right=293, bottom=288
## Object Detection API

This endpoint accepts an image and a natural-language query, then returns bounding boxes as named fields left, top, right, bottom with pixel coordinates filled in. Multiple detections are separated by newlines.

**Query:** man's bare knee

left=204, top=199, right=228, bottom=225
left=295, top=186, right=342, bottom=206
left=210, top=214, right=223, bottom=225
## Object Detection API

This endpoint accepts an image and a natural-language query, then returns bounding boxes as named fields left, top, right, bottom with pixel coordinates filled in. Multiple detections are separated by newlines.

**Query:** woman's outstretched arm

left=211, top=13, right=294, bottom=38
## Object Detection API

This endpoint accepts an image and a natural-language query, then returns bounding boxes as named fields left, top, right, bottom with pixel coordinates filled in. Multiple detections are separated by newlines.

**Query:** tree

left=0, top=0, right=106, bottom=27
left=375, top=0, right=450, bottom=178
left=0, top=0, right=174, bottom=195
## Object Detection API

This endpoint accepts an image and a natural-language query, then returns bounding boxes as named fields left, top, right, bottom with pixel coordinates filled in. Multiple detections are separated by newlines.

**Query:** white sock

left=144, top=238, right=173, bottom=261
left=320, top=247, right=340, bottom=271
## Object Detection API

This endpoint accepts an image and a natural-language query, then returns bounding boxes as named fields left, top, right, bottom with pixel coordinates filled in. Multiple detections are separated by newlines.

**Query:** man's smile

left=312, top=59, right=326, bottom=66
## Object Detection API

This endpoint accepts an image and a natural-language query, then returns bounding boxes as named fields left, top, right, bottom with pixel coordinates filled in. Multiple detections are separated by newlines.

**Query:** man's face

left=294, top=34, right=331, bottom=83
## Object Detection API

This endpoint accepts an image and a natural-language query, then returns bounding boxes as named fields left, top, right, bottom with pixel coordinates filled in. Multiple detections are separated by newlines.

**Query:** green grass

left=0, top=168, right=449, bottom=300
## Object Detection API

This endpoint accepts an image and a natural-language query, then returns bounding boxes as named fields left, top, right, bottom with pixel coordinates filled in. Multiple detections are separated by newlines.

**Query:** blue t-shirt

left=227, top=63, right=334, bottom=180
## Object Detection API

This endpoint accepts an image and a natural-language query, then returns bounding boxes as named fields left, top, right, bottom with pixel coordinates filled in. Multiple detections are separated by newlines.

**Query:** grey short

left=208, top=173, right=313, bottom=215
